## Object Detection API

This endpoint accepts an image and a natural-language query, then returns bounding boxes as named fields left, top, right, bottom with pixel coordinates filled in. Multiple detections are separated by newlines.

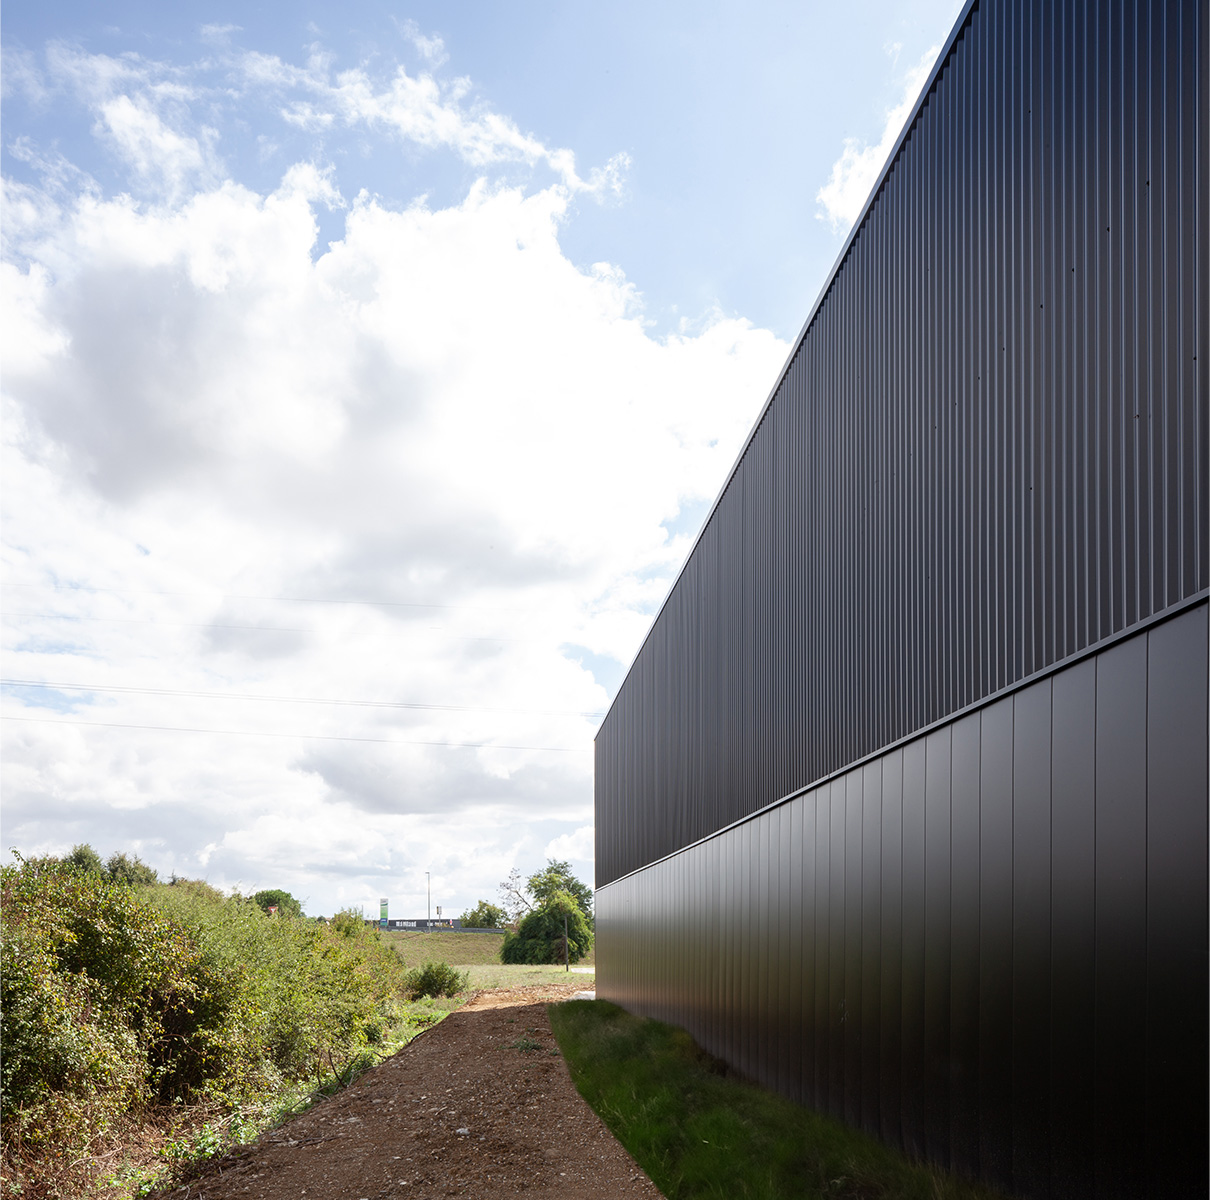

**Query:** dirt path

left=154, top=984, right=661, bottom=1199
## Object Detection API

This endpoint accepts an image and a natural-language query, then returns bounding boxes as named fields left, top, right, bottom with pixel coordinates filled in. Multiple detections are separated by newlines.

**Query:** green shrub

left=501, top=892, right=593, bottom=965
left=144, top=884, right=408, bottom=1085
left=459, top=899, right=506, bottom=928
left=0, top=855, right=212, bottom=1154
left=403, top=961, right=468, bottom=999
left=64, top=843, right=105, bottom=874
left=253, top=888, right=303, bottom=919
left=1, top=853, right=414, bottom=1188
left=106, top=851, right=159, bottom=886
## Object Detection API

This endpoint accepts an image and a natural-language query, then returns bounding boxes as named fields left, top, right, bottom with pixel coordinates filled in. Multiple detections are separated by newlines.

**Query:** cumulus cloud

left=1, top=32, right=785, bottom=916
left=815, top=44, right=939, bottom=233
left=545, top=824, right=594, bottom=865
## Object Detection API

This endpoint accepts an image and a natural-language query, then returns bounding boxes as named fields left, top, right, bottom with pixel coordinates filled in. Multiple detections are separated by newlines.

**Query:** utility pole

left=564, top=911, right=569, bottom=972
left=426, top=871, right=431, bottom=932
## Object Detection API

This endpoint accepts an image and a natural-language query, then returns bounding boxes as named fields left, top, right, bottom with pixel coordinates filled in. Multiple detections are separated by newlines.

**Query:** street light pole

left=426, top=871, right=430, bottom=933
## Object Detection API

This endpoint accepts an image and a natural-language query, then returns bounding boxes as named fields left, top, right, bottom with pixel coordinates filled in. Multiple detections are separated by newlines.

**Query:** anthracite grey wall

left=598, top=604, right=1208, bottom=1198
left=595, top=0, right=1210, bottom=1195
left=595, top=0, right=1208, bottom=889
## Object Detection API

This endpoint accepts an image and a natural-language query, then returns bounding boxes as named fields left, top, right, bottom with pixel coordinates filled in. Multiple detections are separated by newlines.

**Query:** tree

left=64, top=843, right=104, bottom=874
left=526, top=860, right=593, bottom=928
left=253, top=889, right=303, bottom=919
left=498, top=860, right=593, bottom=929
left=497, top=867, right=533, bottom=925
left=459, top=900, right=506, bottom=928
left=501, top=890, right=593, bottom=965
left=105, top=852, right=158, bottom=887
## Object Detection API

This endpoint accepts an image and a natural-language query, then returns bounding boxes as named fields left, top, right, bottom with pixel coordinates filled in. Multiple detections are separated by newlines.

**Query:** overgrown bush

left=144, top=884, right=408, bottom=1083
left=252, top=888, right=303, bottom=919
left=0, top=855, right=220, bottom=1160
left=459, top=899, right=506, bottom=928
left=501, top=891, right=593, bottom=965
left=1, top=854, right=412, bottom=1191
left=403, top=961, right=468, bottom=999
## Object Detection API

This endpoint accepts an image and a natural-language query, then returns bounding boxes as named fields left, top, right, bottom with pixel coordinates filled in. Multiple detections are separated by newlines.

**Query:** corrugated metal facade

left=594, top=0, right=1210, bottom=1195
left=595, top=0, right=1208, bottom=888
left=599, top=604, right=1208, bottom=1198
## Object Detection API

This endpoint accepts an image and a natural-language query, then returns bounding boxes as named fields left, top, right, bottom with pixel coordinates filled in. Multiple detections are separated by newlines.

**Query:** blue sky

left=1, top=0, right=962, bottom=916
left=4, top=0, right=962, bottom=334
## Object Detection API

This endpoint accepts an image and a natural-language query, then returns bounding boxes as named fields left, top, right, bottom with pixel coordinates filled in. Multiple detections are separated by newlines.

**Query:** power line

left=3, top=612, right=311, bottom=633
left=0, top=714, right=586, bottom=752
left=1, top=612, right=509, bottom=642
left=2, top=582, right=473, bottom=611
left=0, top=678, right=606, bottom=719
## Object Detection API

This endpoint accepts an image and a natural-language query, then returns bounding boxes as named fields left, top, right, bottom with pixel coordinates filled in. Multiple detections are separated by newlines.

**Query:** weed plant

left=550, top=1000, right=1009, bottom=1200
left=403, top=961, right=468, bottom=999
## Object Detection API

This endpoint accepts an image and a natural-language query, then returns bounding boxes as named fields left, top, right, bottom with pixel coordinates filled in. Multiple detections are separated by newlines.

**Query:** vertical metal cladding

left=596, top=606, right=1210, bottom=1197
left=595, top=0, right=1208, bottom=888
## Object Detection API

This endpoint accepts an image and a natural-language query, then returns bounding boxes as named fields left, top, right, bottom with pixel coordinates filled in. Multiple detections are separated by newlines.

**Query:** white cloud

left=815, top=44, right=939, bottom=233
left=544, top=825, right=594, bottom=865
left=1, top=38, right=786, bottom=915
left=95, top=94, right=217, bottom=198
left=14, top=39, right=630, bottom=204
left=239, top=49, right=628, bottom=197
left=398, top=20, right=449, bottom=68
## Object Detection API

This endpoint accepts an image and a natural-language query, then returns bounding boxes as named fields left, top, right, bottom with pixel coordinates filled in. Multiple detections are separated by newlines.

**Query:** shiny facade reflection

left=596, top=0, right=1207, bottom=890
left=599, top=606, right=1207, bottom=1197
left=595, top=1, right=1209, bottom=1196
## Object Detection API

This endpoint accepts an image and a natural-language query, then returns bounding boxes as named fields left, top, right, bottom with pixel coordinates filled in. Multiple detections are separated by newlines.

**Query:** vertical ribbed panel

left=596, top=606, right=1210, bottom=1197
left=595, top=0, right=1208, bottom=887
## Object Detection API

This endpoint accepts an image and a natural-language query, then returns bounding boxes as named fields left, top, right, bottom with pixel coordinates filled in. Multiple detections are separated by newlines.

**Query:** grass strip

left=549, top=1000, right=1008, bottom=1200
left=383, top=927, right=595, bottom=969
left=462, top=962, right=594, bottom=989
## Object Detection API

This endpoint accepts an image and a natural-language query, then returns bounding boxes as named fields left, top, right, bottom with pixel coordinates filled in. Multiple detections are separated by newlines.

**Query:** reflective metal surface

left=598, top=607, right=1209, bottom=1198
left=595, top=0, right=1208, bottom=889
left=595, top=2, right=1209, bottom=1194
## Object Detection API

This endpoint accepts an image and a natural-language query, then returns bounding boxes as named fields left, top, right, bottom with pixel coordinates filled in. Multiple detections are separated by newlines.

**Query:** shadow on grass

left=548, top=1000, right=1009, bottom=1200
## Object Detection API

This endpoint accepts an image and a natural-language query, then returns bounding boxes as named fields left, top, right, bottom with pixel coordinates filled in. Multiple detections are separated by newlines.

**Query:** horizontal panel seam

left=597, top=591, right=1208, bottom=891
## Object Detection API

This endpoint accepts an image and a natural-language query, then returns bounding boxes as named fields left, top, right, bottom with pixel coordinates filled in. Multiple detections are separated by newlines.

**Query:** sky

left=1, top=0, right=964, bottom=918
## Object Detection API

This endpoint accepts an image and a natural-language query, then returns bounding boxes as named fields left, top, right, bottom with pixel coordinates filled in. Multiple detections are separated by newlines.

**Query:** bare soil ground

left=151, top=984, right=661, bottom=1200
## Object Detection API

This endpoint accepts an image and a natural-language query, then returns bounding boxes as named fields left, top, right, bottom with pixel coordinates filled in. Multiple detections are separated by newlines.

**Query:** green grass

left=383, top=927, right=595, bottom=969
left=549, top=1000, right=1008, bottom=1200
left=463, top=963, right=594, bottom=989
left=384, top=928, right=506, bottom=965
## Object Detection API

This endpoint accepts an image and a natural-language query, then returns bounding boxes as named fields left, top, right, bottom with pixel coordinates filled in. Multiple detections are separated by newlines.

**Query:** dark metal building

left=594, top=1, right=1209, bottom=1196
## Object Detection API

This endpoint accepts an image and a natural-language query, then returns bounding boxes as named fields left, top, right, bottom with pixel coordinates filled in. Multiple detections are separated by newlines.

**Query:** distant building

left=365, top=918, right=461, bottom=931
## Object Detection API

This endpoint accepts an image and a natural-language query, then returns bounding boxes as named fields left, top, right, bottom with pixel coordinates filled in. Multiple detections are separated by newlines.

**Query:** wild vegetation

left=458, top=899, right=506, bottom=927
left=498, top=858, right=594, bottom=927
left=1, top=849, right=594, bottom=1195
left=498, top=860, right=595, bottom=965
left=0, top=851, right=462, bottom=1199
left=550, top=1000, right=1008, bottom=1200
left=402, top=961, right=468, bottom=999
left=501, top=891, right=593, bottom=965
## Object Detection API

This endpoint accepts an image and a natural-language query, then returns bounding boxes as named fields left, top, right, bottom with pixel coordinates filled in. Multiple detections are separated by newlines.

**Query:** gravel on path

left=152, top=983, right=660, bottom=1200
